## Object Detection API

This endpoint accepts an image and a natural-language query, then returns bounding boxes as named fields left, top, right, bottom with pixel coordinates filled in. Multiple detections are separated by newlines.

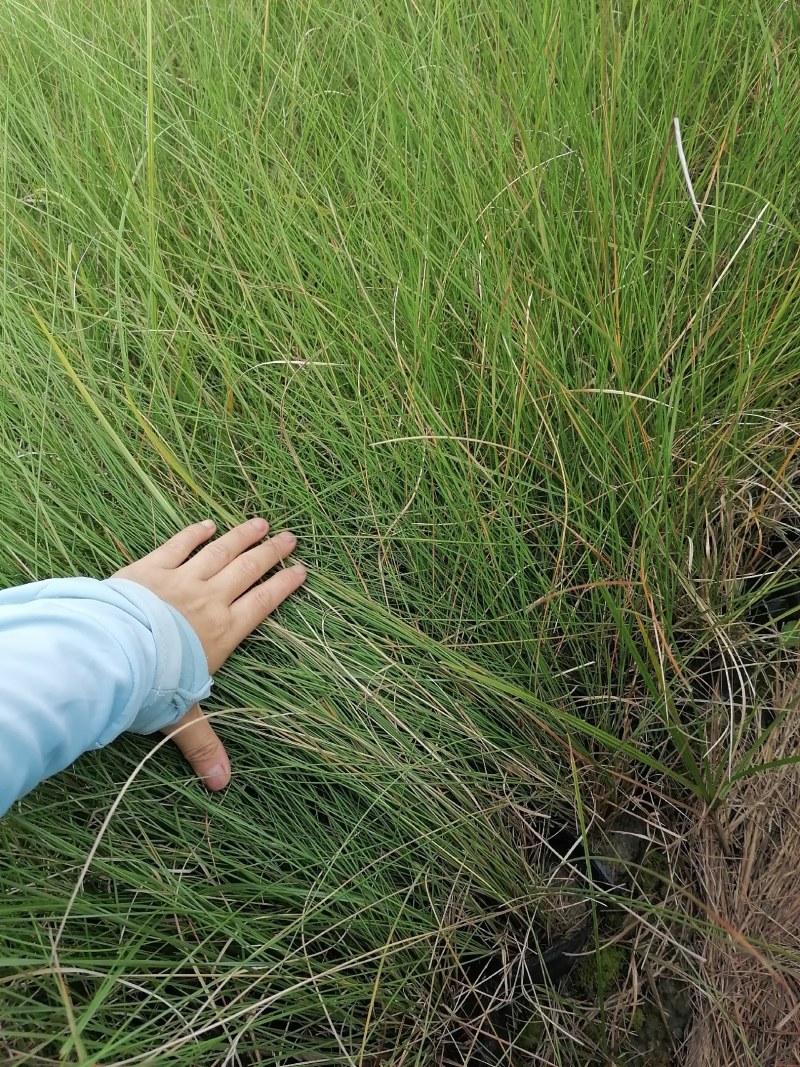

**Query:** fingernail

left=282, top=530, right=297, bottom=548
left=250, top=517, right=268, bottom=532
left=205, top=764, right=229, bottom=790
left=202, top=519, right=215, bottom=530
left=293, top=563, right=307, bottom=579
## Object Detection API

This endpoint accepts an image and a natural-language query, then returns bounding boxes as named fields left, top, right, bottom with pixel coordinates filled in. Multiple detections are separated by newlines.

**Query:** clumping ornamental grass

left=0, top=0, right=799, bottom=1064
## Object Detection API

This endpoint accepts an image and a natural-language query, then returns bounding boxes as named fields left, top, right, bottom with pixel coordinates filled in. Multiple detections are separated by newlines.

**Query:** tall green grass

left=1, top=0, right=798, bottom=1062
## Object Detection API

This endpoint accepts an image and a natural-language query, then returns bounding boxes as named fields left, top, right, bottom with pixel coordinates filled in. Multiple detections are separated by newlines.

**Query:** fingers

left=186, top=517, right=270, bottom=580
left=145, top=519, right=217, bottom=569
left=162, top=703, right=231, bottom=791
left=212, top=530, right=298, bottom=601
left=230, top=563, right=307, bottom=642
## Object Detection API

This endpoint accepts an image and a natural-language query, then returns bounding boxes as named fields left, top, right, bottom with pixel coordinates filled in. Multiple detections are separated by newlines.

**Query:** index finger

left=228, top=563, right=308, bottom=645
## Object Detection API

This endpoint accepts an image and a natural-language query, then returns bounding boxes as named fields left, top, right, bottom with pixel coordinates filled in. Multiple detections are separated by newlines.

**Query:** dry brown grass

left=686, top=675, right=800, bottom=1067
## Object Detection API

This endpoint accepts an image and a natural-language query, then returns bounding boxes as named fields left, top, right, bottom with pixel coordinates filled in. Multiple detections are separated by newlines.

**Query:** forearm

left=0, top=577, right=211, bottom=814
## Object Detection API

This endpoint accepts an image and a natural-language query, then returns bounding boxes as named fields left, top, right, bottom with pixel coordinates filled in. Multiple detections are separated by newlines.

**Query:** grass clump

left=1, top=0, right=799, bottom=1063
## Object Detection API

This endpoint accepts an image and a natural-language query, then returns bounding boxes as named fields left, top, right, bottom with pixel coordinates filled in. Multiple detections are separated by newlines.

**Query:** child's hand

left=113, top=517, right=306, bottom=791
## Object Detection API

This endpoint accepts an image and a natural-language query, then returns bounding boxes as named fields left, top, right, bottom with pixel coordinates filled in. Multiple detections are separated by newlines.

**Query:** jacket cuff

left=103, top=579, right=212, bottom=734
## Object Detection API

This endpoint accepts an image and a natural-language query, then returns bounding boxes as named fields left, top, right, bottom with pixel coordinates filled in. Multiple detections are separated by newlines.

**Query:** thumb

left=161, top=703, right=231, bottom=792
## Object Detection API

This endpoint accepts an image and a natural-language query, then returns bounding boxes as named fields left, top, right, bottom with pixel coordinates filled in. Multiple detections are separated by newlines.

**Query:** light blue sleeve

left=0, top=577, right=212, bottom=815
